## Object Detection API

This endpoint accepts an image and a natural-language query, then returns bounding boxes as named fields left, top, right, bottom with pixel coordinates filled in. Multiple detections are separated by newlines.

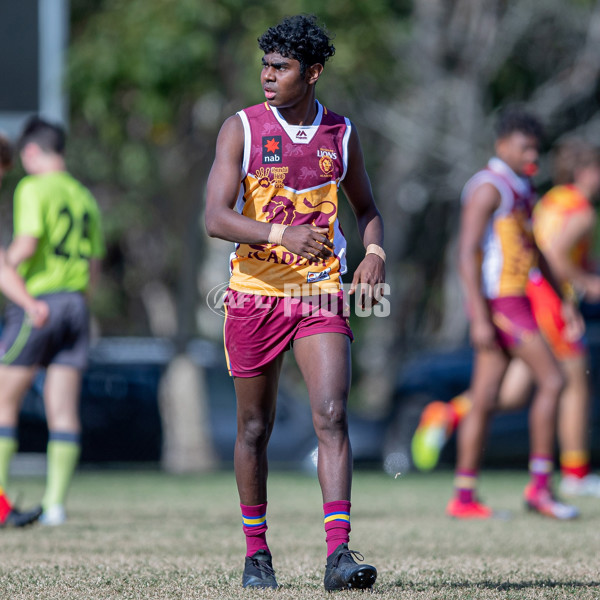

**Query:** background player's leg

left=41, top=364, right=82, bottom=525
left=0, top=365, right=37, bottom=489
left=511, top=333, right=577, bottom=518
left=557, top=356, right=597, bottom=495
left=456, top=348, right=508, bottom=473
left=511, top=334, right=563, bottom=459
left=413, top=358, right=534, bottom=473
left=497, top=358, right=534, bottom=411
left=558, top=357, right=589, bottom=464
left=449, top=348, right=509, bottom=517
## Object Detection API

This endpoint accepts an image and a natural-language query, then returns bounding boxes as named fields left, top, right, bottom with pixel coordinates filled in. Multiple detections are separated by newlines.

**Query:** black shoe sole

left=325, top=566, right=377, bottom=591
left=242, top=577, right=278, bottom=589
left=348, top=566, right=377, bottom=590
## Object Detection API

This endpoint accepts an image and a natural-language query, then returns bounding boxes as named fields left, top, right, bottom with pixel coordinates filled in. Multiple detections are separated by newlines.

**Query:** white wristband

left=366, top=243, right=386, bottom=262
left=268, top=223, right=288, bottom=246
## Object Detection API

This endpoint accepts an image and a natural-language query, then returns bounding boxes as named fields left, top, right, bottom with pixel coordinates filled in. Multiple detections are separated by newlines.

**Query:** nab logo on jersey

left=262, top=136, right=282, bottom=163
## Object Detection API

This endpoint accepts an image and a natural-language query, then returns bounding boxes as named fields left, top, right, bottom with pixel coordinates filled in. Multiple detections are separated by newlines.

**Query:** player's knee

left=539, top=370, right=566, bottom=398
left=238, top=416, right=272, bottom=450
left=470, top=394, right=496, bottom=416
left=313, top=401, right=348, bottom=436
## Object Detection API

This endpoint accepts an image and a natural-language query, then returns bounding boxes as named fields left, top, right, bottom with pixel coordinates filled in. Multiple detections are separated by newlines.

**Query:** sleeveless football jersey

left=228, top=100, right=350, bottom=296
left=462, top=158, right=537, bottom=299
left=534, top=184, right=592, bottom=269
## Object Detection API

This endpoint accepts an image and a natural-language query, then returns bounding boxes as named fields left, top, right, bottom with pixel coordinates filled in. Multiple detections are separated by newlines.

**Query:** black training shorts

left=0, top=292, right=90, bottom=369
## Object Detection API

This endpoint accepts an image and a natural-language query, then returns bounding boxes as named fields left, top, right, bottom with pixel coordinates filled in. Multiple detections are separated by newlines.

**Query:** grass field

left=1, top=469, right=599, bottom=599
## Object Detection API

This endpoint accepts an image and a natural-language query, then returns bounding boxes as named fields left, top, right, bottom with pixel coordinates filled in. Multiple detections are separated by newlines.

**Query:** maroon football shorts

left=223, top=288, right=353, bottom=377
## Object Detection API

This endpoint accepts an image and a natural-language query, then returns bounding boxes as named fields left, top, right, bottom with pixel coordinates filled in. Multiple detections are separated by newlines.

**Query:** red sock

left=323, top=500, right=351, bottom=556
left=0, top=489, right=12, bottom=523
left=241, top=502, right=269, bottom=557
left=560, top=450, right=591, bottom=479
left=454, top=469, right=477, bottom=504
left=529, top=455, right=553, bottom=490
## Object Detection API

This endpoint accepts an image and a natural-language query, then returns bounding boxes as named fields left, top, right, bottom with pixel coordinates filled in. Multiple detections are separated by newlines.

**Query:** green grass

left=1, top=469, right=600, bottom=599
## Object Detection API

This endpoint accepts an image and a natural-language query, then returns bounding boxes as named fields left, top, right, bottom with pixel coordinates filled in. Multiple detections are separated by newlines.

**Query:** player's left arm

left=340, top=126, right=385, bottom=308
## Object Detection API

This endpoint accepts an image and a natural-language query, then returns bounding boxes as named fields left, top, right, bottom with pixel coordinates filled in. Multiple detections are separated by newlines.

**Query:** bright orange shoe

left=446, top=497, right=493, bottom=520
left=411, top=401, right=451, bottom=471
left=523, top=484, right=579, bottom=520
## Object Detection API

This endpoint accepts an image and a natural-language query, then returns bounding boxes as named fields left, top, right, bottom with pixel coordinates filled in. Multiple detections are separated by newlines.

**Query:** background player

left=205, top=15, right=384, bottom=591
left=443, top=108, right=580, bottom=520
left=413, top=137, right=600, bottom=498
left=0, top=118, right=105, bottom=526
left=0, top=133, right=49, bottom=527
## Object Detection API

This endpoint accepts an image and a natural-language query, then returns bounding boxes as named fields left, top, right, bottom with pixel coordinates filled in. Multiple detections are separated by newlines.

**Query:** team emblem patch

left=319, top=155, right=334, bottom=176
left=263, top=136, right=282, bottom=163
left=317, top=148, right=336, bottom=176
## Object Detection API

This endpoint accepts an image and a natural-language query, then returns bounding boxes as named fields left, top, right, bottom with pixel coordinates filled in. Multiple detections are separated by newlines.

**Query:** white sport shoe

left=39, top=505, right=67, bottom=526
left=560, top=474, right=600, bottom=498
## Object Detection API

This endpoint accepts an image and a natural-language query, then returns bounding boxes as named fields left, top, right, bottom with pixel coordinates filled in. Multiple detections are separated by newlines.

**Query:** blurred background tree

left=6, top=0, right=597, bottom=411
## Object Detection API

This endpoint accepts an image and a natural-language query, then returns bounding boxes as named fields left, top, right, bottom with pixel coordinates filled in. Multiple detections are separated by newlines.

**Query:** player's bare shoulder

left=466, top=181, right=502, bottom=212
left=210, top=114, right=244, bottom=172
left=218, top=113, right=244, bottom=145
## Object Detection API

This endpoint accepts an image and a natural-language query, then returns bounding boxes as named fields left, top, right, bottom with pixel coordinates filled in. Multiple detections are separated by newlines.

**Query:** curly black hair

left=495, top=106, right=544, bottom=143
left=258, top=14, right=335, bottom=76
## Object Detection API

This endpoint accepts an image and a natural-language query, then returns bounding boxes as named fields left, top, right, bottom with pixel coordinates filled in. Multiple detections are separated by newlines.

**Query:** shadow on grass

left=394, top=580, right=600, bottom=591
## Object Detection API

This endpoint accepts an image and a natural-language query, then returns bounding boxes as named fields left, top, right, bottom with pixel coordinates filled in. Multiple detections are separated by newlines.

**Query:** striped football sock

left=454, top=469, right=478, bottom=504
left=324, top=500, right=351, bottom=556
left=42, top=431, right=81, bottom=510
left=529, top=455, right=553, bottom=490
left=0, top=426, right=17, bottom=489
left=560, top=450, right=591, bottom=479
left=241, top=502, right=269, bottom=557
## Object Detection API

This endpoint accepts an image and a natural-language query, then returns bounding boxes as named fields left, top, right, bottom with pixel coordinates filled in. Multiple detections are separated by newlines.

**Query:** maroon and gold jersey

left=229, top=101, right=351, bottom=296
left=462, top=158, right=537, bottom=298
left=534, top=184, right=593, bottom=270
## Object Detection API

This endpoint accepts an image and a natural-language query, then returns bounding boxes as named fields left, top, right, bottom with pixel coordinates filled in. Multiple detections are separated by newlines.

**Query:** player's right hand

left=28, top=300, right=50, bottom=328
left=561, top=299, right=585, bottom=343
left=280, top=225, right=333, bottom=261
left=470, top=317, right=498, bottom=351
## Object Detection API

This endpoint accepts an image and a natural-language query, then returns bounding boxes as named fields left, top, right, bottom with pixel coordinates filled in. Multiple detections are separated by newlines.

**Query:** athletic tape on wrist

left=366, top=243, right=386, bottom=262
left=268, top=223, right=288, bottom=246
